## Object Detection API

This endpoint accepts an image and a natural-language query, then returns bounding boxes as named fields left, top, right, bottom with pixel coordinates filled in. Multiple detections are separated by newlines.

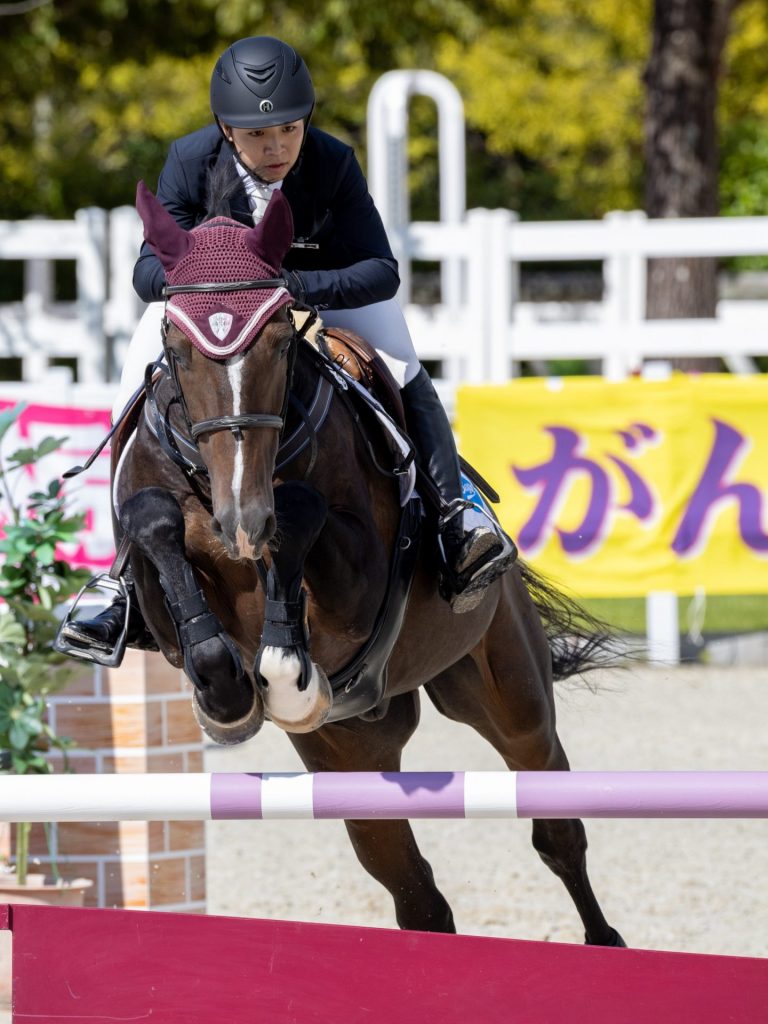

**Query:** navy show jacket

left=133, top=123, right=400, bottom=311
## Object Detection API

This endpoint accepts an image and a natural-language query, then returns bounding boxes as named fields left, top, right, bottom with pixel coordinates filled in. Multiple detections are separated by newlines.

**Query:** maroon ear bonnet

left=135, top=181, right=295, bottom=357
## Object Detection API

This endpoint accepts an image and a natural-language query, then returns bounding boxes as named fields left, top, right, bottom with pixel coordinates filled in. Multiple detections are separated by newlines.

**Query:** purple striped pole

left=212, top=771, right=768, bottom=820
left=0, top=771, right=766, bottom=822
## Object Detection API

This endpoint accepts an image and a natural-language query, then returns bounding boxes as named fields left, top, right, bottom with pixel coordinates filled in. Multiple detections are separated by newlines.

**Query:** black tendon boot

left=58, top=573, right=158, bottom=663
left=402, top=367, right=518, bottom=613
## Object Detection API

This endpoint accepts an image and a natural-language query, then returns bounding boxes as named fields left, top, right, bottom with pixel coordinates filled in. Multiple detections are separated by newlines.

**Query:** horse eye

left=168, top=344, right=191, bottom=370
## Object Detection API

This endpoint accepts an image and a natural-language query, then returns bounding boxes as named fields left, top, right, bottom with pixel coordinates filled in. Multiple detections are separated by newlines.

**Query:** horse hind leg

left=290, top=692, right=456, bottom=932
left=425, top=641, right=626, bottom=947
left=120, top=487, right=264, bottom=744
left=528, top=740, right=626, bottom=947
left=532, top=828, right=626, bottom=946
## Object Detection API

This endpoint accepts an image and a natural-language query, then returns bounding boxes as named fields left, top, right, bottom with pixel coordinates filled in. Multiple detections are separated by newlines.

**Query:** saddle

left=315, top=327, right=406, bottom=427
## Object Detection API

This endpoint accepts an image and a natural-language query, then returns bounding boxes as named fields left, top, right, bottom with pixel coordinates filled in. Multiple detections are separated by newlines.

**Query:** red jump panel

left=2, top=903, right=766, bottom=1023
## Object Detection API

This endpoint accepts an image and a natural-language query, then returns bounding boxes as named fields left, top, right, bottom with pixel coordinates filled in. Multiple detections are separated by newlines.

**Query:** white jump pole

left=1, top=771, right=767, bottom=822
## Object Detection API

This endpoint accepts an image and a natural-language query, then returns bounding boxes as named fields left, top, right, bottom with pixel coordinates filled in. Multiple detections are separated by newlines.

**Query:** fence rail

left=2, top=771, right=767, bottom=821
left=1, top=206, right=767, bottom=392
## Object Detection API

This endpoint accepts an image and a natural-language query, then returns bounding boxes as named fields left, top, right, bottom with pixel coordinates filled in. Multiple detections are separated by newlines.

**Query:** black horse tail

left=518, top=561, right=627, bottom=682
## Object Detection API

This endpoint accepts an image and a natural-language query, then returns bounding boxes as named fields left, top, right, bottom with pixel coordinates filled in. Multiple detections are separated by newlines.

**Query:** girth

left=325, top=492, right=422, bottom=721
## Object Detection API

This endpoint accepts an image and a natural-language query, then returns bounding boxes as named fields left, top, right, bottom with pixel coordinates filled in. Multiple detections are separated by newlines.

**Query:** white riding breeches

left=111, top=298, right=421, bottom=422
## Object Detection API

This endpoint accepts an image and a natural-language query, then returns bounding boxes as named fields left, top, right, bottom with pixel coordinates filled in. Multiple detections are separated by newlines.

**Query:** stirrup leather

left=54, top=574, right=131, bottom=668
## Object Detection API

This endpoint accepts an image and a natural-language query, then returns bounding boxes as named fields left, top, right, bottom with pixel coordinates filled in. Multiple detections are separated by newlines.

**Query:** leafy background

left=2, top=0, right=767, bottom=222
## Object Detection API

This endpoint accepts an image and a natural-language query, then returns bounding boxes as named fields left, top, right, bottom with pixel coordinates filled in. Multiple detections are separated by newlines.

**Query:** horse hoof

left=585, top=927, right=627, bottom=948
left=191, top=689, right=265, bottom=745
left=260, top=658, right=333, bottom=734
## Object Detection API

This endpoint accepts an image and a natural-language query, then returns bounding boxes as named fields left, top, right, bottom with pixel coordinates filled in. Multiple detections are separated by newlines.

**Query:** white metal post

left=106, top=205, right=145, bottom=374
left=646, top=591, right=681, bottom=665
left=367, top=70, right=466, bottom=310
left=75, top=207, right=108, bottom=382
left=485, top=208, right=516, bottom=382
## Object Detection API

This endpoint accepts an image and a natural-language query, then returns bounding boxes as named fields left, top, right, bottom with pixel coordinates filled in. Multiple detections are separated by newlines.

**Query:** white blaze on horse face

left=226, top=356, right=258, bottom=559
left=227, top=355, right=246, bottom=519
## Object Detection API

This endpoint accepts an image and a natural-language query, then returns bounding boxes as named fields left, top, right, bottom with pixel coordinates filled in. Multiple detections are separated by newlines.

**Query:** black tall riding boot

left=59, top=571, right=157, bottom=659
left=401, top=366, right=517, bottom=613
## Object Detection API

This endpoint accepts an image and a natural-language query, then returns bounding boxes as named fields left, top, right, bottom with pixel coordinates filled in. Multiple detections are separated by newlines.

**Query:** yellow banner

left=456, top=375, right=768, bottom=597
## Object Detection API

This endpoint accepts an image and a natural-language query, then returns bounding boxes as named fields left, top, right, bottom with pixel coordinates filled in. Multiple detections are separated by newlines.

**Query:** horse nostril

left=211, top=518, right=223, bottom=535
left=263, top=513, right=277, bottom=541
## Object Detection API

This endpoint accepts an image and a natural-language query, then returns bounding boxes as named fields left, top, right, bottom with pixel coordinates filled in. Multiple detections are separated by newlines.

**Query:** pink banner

left=0, top=401, right=114, bottom=571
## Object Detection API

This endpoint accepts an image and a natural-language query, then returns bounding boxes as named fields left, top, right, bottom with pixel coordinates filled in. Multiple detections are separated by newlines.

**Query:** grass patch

left=580, top=595, right=768, bottom=636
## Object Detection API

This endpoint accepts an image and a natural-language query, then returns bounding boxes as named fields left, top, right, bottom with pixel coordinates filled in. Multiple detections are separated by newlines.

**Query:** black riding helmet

left=210, top=36, right=315, bottom=130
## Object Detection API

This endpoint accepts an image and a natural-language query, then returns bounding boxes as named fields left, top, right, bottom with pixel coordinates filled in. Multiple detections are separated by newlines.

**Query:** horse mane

left=204, top=156, right=244, bottom=221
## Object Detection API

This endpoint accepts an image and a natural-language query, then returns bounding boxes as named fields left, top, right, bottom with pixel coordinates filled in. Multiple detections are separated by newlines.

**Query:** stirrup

left=54, top=574, right=130, bottom=668
left=436, top=477, right=518, bottom=614
left=447, top=532, right=518, bottom=614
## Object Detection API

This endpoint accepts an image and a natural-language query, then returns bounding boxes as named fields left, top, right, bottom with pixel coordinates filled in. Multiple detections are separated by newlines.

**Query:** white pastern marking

left=259, top=648, right=331, bottom=730
left=227, top=356, right=246, bottom=522
left=259, top=646, right=302, bottom=691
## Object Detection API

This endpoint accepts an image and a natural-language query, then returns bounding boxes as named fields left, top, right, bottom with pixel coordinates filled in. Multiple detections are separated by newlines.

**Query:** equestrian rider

left=63, top=35, right=517, bottom=661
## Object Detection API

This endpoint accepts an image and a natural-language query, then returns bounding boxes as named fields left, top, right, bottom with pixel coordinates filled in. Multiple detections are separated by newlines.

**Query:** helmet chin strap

left=217, top=113, right=313, bottom=185
left=224, top=137, right=273, bottom=186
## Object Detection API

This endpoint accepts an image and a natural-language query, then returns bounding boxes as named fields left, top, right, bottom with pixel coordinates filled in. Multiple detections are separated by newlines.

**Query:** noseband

left=161, top=278, right=313, bottom=442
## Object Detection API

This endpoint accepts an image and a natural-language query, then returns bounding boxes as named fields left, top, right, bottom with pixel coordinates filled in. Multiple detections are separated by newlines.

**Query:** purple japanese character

left=672, top=419, right=768, bottom=557
left=513, top=425, right=657, bottom=557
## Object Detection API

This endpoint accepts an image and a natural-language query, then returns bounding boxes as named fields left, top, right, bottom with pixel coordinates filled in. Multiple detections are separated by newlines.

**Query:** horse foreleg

left=254, top=481, right=333, bottom=733
left=120, top=487, right=264, bottom=745
left=291, top=693, right=456, bottom=932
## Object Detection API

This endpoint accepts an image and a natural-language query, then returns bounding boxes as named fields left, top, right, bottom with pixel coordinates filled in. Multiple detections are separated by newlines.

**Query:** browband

left=164, top=278, right=287, bottom=296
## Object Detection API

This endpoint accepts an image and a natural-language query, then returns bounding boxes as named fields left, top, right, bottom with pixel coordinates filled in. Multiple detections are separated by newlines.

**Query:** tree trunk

left=643, top=0, right=735, bottom=370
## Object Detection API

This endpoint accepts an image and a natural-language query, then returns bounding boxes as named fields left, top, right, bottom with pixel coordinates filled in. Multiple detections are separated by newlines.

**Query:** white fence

left=400, top=209, right=768, bottom=385
left=2, top=207, right=767, bottom=663
left=1, top=206, right=767, bottom=394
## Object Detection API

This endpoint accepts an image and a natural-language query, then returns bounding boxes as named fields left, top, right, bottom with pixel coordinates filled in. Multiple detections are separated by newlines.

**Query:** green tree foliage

left=719, top=0, right=768, bottom=218
left=0, top=0, right=478, bottom=217
left=436, top=0, right=651, bottom=217
left=0, top=0, right=221, bottom=215
left=0, top=0, right=766, bottom=223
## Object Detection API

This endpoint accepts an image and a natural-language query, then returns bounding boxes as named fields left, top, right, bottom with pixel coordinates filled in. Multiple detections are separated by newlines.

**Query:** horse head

left=136, top=181, right=297, bottom=559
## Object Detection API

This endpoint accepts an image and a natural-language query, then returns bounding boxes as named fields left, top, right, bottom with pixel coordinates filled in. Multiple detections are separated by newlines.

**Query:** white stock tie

left=250, top=181, right=277, bottom=225
left=233, top=158, right=283, bottom=225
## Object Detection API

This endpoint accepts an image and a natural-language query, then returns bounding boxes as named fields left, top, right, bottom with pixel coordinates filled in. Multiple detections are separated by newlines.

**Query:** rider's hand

left=282, top=268, right=307, bottom=304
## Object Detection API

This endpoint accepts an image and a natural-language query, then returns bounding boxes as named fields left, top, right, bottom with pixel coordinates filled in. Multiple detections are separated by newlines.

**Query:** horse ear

left=244, top=190, right=294, bottom=269
left=135, top=180, right=193, bottom=271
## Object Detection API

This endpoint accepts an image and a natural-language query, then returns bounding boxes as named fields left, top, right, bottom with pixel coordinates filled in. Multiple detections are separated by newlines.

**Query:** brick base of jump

left=2, top=904, right=766, bottom=1023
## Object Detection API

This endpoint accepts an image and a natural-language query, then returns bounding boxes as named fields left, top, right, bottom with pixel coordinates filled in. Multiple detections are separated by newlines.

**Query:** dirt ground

left=206, top=663, right=768, bottom=959
left=1, top=663, right=765, bottom=1020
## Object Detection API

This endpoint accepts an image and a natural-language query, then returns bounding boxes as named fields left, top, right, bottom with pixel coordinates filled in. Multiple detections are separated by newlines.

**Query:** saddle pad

left=316, top=326, right=406, bottom=428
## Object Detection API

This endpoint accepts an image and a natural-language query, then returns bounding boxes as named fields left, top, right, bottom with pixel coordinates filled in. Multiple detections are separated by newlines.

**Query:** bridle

left=160, top=277, right=316, bottom=443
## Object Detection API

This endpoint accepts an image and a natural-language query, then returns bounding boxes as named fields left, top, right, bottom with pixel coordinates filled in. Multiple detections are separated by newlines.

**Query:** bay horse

left=112, top=181, right=625, bottom=944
